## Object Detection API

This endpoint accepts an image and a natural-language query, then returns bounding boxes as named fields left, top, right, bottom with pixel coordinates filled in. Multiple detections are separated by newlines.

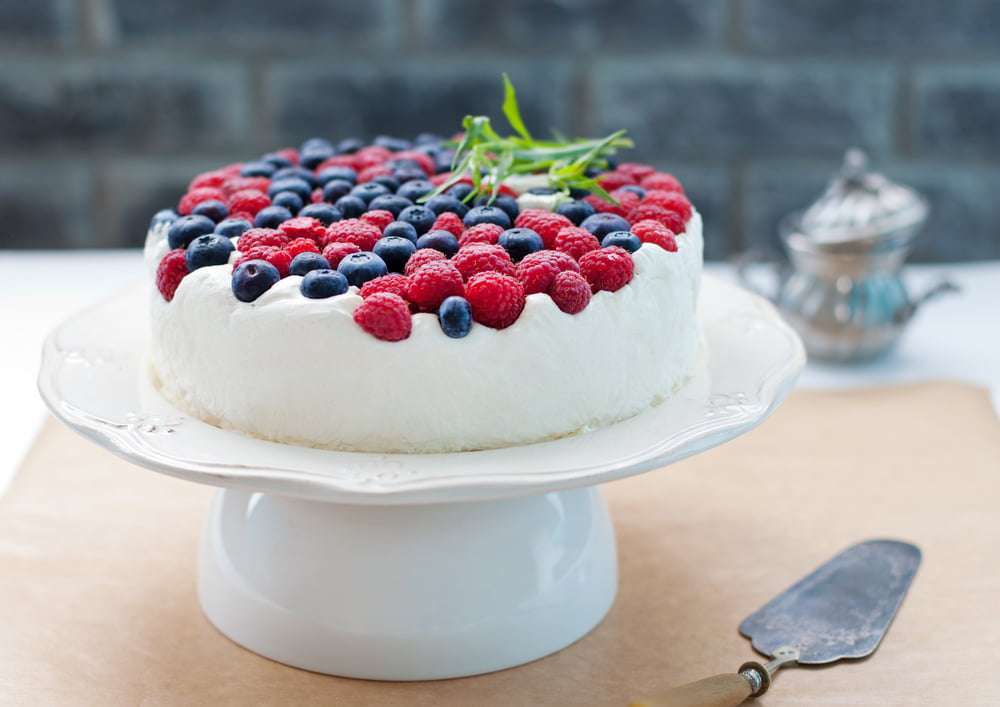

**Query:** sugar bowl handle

left=733, top=249, right=786, bottom=303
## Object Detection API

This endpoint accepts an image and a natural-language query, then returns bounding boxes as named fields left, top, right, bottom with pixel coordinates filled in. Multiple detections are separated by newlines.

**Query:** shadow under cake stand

left=39, top=275, right=804, bottom=681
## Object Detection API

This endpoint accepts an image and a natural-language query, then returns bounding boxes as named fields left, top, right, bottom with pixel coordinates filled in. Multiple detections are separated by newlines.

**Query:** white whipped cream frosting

left=146, top=212, right=703, bottom=453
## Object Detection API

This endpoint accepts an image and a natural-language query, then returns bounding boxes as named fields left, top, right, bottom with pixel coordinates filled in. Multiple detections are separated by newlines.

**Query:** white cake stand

left=39, top=275, right=804, bottom=681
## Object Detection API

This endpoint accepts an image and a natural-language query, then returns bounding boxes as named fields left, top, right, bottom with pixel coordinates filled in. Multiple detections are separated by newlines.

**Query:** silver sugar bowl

left=738, top=149, right=957, bottom=362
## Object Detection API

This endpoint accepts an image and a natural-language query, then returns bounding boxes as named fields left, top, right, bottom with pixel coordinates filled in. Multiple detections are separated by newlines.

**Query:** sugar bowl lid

left=796, top=149, right=928, bottom=246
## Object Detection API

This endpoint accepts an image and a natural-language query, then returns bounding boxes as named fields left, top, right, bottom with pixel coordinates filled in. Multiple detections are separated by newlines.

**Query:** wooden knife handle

left=629, top=672, right=754, bottom=707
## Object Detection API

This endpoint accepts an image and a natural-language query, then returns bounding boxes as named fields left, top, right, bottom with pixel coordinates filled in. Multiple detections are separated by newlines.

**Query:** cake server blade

left=631, top=538, right=921, bottom=706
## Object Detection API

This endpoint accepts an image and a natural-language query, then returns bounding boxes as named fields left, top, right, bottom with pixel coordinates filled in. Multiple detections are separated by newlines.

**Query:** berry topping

left=463, top=205, right=512, bottom=230
left=513, top=209, right=574, bottom=249
left=396, top=180, right=433, bottom=202
left=498, top=227, right=544, bottom=262
left=232, top=260, right=281, bottom=303
left=549, top=270, right=592, bottom=314
left=403, top=247, right=447, bottom=276
left=289, top=252, right=331, bottom=276
left=178, top=187, right=226, bottom=216
left=185, top=234, right=235, bottom=271
left=333, top=195, right=367, bottom=218
left=254, top=205, right=294, bottom=229
left=452, top=243, right=516, bottom=281
left=150, top=209, right=178, bottom=229
left=166, top=214, right=215, bottom=249
left=360, top=273, right=411, bottom=300
left=596, top=171, right=635, bottom=191
left=383, top=220, right=419, bottom=244
left=373, top=236, right=417, bottom=273
left=465, top=271, right=526, bottom=329
left=298, top=203, right=343, bottom=226
left=267, top=178, right=313, bottom=203
left=323, top=179, right=354, bottom=203
left=626, top=202, right=685, bottom=233
left=156, top=249, right=188, bottom=302
left=642, top=190, right=692, bottom=221
left=601, top=230, right=642, bottom=253
left=368, top=194, right=413, bottom=217
left=232, top=245, right=292, bottom=277
left=353, top=293, right=412, bottom=342
left=350, top=182, right=390, bottom=205
left=271, top=191, right=304, bottom=213
left=631, top=219, right=678, bottom=252
left=578, top=246, right=634, bottom=293
left=555, top=199, right=596, bottom=226
left=321, top=241, right=362, bottom=268
left=398, top=205, right=437, bottom=235
left=515, top=253, right=559, bottom=295
left=416, top=230, right=460, bottom=257
left=360, top=209, right=394, bottom=232
left=236, top=228, right=287, bottom=252
left=580, top=212, right=631, bottom=240
left=285, top=237, right=321, bottom=258
left=438, top=296, right=473, bottom=339
left=554, top=226, right=601, bottom=260
left=616, top=162, right=656, bottom=181
left=279, top=216, right=326, bottom=242
left=191, top=199, right=229, bottom=223
left=640, top=172, right=684, bottom=193
left=425, top=195, right=469, bottom=218
left=227, top=189, right=271, bottom=216
left=325, top=218, right=381, bottom=251
left=300, top=269, right=349, bottom=299
left=337, top=251, right=389, bottom=288
left=406, top=260, right=465, bottom=312
left=431, top=211, right=465, bottom=237
left=459, top=222, right=504, bottom=247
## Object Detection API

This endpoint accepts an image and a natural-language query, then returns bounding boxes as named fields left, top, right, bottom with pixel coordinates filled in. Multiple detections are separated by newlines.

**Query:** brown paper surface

left=2, top=382, right=999, bottom=706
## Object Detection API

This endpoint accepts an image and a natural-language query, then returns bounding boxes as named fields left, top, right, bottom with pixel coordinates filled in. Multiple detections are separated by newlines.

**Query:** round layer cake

left=145, top=115, right=703, bottom=452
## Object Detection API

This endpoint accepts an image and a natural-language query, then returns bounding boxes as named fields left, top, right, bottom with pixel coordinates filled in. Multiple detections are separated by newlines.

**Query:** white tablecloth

left=1, top=250, right=997, bottom=494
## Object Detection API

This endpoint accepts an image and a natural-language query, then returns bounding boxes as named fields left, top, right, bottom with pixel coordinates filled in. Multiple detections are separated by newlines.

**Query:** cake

left=144, top=78, right=704, bottom=453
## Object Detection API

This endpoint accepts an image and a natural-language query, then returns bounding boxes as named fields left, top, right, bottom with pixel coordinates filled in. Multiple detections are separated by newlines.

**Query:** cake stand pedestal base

left=197, top=486, right=618, bottom=680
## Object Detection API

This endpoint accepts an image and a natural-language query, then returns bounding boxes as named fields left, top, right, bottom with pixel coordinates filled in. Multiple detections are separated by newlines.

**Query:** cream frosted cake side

left=145, top=80, right=705, bottom=453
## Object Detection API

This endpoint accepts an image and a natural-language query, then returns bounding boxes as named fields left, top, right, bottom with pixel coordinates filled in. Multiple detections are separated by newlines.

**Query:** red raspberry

left=616, top=162, right=656, bottom=181
left=452, top=243, right=515, bottom=281
left=324, top=219, right=381, bottom=251
left=406, top=261, right=465, bottom=312
left=273, top=147, right=299, bottom=166
left=579, top=246, right=634, bottom=293
left=631, top=220, right=678, bottom=252
left=403, top=248, right=447, bottom=276
left=515, top=254, right=560, bottom=295
left=360, top=209, right=394, bottom=232
left=642, top=190, right=692, bottom=221
left=529, top=249, right=580, bottom=273
left=219, top=162, right=244, bottom=177
left=178, top=187, right=225, bottom=215
left=156, top=249, right=188, bottom=302
left=222, top=176, right=269, bottom=197
left=610, top=188, right=642, bottom=215
left=229, top=210, right=255, bottom=223
left=392, top=150, right=436, bottom=176
left=189, top=170, right=228, bottom=190
left=310, top=188, right=324, bottom=204
left=227, top=189, right=271, bottom=216
left=465, top=272, right=526, bottom=329
left=360, top=273, right=411, bottom=300
left=627, top=203, right=685, bottom=232
left=584, top=193, right=630, bottom=217
left=279, top=216, right=326, bottom=242
left=596, top=171, right=635, bottom=191
left=353, top=293, right=412, bottom=342
left=430, top=171, right=457, bottom=187
left=555, top=226, right=601, bottom=260
left=357, top=164, right=393, bottom=183
left=232, top=246, right=292, bottom=277
left=640, top=172, right=684, bottom=193
left=237, top=228, right=288, bottom=252
left=316, top=155, right=357, bottom=172
left=355, top=145, right=393, bottom=165
left=285, top=237, right=320, bottom=258
left=459, top=223, right=504, bottom=247
left=431, top=211, right=465, bottom=238
left=322, top=241, right=361, bottom=268
left=548, top=270, right=591, bottom=314
left=514, top=209, right=574, bottom=249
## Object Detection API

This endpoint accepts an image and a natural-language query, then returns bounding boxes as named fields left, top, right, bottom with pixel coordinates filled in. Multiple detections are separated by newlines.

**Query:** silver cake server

left=632, top=539, right=921, bottom=706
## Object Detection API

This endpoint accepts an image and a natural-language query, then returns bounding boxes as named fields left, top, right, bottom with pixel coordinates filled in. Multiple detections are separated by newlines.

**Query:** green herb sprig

left=421, top=74, right=633, bottom=205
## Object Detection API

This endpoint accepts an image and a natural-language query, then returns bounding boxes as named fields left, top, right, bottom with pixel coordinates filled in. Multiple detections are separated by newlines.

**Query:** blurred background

left=1, top=0, right=999, bottom=261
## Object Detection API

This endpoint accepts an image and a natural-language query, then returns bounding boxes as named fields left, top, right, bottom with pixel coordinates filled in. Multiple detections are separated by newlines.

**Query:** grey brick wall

left=1, top=0, right=998, bottom=261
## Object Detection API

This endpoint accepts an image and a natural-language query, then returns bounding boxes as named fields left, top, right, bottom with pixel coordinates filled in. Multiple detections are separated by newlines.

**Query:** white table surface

left=1, top=251, right=997, bottom=495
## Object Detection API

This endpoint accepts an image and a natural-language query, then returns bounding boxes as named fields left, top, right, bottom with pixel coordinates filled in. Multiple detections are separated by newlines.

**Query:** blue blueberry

left=215, top=218, right=253, bottom=239
left=447, top=183, right=474, bottom=201
left=416, top=230, right=460, bottom=258
left=240, top=161, right=277, bottom=178
left=301, top=137, right=333, bottom=153
left=368, top=194, right=413, bottom=217
left=191, top=199, right=229, bottom=222
left=289, top=252, right=331, bottom=276
left=398, top=205, right=437, bottom=235
left=425, top=194, right=469, bottom=217
left=316, top=166, right=357, bottom=185
left=619, top=185, right=646, bottom=198
left=272, top=166, right=318, bottom=187
left=300, top=269, right=349, bottom=299
left=433, top=151, right=455, bottom=174
left=438, top=296, right=472, bottom=338
left=601, top=230, right=642, bottom=253
left=382, top=220, right=419, bottom=245
left=271, top=191, right=304, bottom=213
left=334, top=195, right=367, bottom=218
left=322, top=179, right=354, bottom=203
left=415, top=132, right=444, bottom=146
left=397, top=179, right=433, bottom=202
left=150, top=208, right=178, bottom=229
left=463, top=205, right=511, bottom=229
left=392, top=168, right=427, bottom=184
left=254, top=205, right=293, bottom=229
left=336, top=137, right=364, bottom=154
left=167, top=214, right=215, bottom=249
left=476, top=194, right=519, bottom=222
left=267, top=177, right=312, bottom=202
left=262, top=152, right=294, bottom=170
left=337, top=251, right=388, bottom=287
left=185, top=234, right=235, bottom=271
left=498, top=228, right=543, bottom=262
left=374, top=135, right=411, bottom=152
left=350, top=182, right=390, bottom=205
left=556, top=199, right=596, bottom=226
left=298, top=203, right=342, bottom=226
left=581, top=213, right=631, bottom=240
left=300, top=145, right=334, bottom=170
left=371, top=175, right=400, bottom=192
left=373, top=236, right=417, bottom=273
left=232, top=260, right=281, bottom=302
